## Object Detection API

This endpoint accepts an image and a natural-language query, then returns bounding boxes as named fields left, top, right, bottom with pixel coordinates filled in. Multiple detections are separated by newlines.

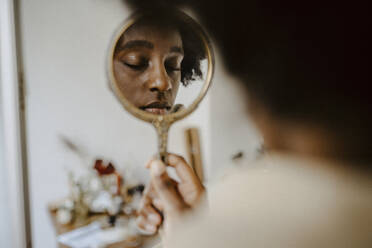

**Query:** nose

left=147, top=63, right=172, bottom=92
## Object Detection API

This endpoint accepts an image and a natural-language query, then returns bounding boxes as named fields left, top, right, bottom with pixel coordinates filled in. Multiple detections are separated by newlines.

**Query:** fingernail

left=146, top=224, right=156, bottom=233
left=151, top=160, right=166, bottom=176
left=148, top=214, right=159, bottom=222
left=153, top=198, right=163, bottom=209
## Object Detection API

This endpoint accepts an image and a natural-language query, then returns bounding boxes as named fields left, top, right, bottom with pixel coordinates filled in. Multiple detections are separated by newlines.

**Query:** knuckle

left=138, top=207, right=147, bottom=216
left=175, top=154, right=186, bottom=162
left=169, top=153, right=185, bottom=162
left=144, top=205, right=154, bottom=214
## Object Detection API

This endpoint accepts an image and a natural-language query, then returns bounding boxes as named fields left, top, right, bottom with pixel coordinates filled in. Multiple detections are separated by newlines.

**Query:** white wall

left=1, top=0, right=28, bottom=246
left=0, top=52, right=13, bottom=248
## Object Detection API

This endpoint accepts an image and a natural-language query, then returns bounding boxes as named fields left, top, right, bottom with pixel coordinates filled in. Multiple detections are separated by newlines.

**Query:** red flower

left=94, top=159, right=115, bottom=175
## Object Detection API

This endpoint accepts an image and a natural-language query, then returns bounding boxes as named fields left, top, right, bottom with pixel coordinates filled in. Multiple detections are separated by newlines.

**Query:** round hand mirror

left=107, top=9, right=214, bottom=162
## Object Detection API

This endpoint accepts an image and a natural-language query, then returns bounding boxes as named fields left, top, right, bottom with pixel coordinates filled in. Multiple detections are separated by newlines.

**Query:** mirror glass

left=108, top=11, right=213, bottom=120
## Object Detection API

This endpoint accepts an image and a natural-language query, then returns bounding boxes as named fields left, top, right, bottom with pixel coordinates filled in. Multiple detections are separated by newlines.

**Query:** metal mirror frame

left=107, top=10, right=214, bottom=161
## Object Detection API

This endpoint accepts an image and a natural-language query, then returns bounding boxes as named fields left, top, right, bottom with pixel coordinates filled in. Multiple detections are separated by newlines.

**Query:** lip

left=140, top=102, right=171, bottom=115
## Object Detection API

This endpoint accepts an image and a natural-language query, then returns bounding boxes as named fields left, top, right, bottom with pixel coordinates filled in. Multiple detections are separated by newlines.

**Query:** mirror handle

left=154, top=120, right=170, bottom=163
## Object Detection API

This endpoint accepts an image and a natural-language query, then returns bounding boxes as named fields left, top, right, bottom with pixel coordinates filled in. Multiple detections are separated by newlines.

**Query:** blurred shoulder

left=171, top=153, right=372, bottom=248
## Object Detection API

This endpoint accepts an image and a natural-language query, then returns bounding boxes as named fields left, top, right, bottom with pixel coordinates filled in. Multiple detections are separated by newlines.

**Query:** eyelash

left=122, top=60, right=181, bottom=72
left=165, top=61, right=181, bottom=72
left=166, top=66, right=181, bottom=72
left=124, top=62, right=148, bottom=71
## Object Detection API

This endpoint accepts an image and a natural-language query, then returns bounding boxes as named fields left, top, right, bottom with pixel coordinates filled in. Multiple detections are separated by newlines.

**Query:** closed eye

left=123, top=62, right=148, bottom=71
left=165, top=59, right=182, bottom=73
left=166, top=65, right=181, bottom=72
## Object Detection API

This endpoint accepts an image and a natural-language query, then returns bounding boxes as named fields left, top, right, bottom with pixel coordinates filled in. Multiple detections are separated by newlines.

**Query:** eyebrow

left=118, top=40, right=184, bottom=55
left=170, top=46, right=184, bottom=55
left=120, top=40, right=154, bottom=51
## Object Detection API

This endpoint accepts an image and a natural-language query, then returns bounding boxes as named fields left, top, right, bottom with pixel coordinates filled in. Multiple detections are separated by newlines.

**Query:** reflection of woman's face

left=113, top=22, right=184, bottom=115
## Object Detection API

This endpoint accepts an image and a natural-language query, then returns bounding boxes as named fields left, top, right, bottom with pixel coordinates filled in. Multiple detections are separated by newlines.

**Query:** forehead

left=120, top=21, right=183, bottom=49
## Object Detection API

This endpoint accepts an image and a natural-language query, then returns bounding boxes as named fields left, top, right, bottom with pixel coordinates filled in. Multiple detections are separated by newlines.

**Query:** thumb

left=149, top=160, right=188, bottom=216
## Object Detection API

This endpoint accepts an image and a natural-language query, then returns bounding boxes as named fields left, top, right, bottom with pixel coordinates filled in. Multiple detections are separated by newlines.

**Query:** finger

left=152, top=197, right=164, bottom=211
left=141, top=186, right=152, bottom=204
left=139, top=187, right=163, bottom=222
left=140, top=182, right=164, bottom=214
left=136, top=215, right=157, bottom=234
left=139, top=204, right=162, bottom=226
left=149, top=160, right=188, bottom=214
left=141, top=180, right=162, bottom=209
left=139, top=187, right=153, bottom=211
left=167, top=154, right=201, bottom=185
left=146, top=183, right=159, bottom=200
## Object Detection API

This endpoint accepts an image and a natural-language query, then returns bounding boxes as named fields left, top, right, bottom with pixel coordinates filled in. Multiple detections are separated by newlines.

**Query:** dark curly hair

left=114, top=9, right=207, bottom=86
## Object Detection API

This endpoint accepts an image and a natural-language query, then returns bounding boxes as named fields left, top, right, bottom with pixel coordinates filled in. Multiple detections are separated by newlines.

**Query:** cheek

left=113, top=61, right=147, bottom=104
left=114, top=61, right=142, bottom=89
left=170, top=72, right=181, bottom=89
left=171, top=74, right=181, bottom=97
